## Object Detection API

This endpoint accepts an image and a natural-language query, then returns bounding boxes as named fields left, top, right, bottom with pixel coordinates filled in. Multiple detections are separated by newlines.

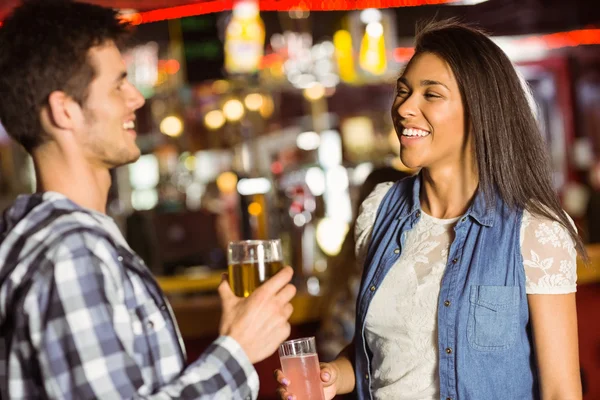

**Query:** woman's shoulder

left=521, top=208, right=578, bottom=294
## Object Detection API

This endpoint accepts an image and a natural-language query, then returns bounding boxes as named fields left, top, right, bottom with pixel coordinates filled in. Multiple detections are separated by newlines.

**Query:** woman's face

left=391, top=52, right=471, bottom=171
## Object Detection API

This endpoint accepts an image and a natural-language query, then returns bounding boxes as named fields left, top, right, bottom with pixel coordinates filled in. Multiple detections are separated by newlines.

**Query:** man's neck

left=32, top=143, right=111, bottom=214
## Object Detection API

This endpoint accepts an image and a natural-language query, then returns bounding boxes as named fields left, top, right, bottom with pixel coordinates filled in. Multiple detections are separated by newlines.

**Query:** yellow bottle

left=224, top=1, right=265, bottom=74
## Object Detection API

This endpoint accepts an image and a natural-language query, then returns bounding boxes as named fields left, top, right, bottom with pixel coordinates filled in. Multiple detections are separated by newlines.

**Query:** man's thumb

left=218, top=274, right=235, bottom=302
left=320, top=363, right=337, bottom=386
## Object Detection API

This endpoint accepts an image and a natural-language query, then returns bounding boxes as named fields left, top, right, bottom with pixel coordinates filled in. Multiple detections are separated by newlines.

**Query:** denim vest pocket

left=467, top=285, right=519, bottom=351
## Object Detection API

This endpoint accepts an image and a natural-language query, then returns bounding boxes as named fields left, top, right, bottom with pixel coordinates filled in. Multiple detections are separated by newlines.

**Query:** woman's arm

left=528, top=293, right=582, bottom=400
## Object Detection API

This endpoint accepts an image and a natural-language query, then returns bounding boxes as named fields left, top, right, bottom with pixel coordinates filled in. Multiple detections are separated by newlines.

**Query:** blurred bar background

left=0, top=0, right=599, bottom=398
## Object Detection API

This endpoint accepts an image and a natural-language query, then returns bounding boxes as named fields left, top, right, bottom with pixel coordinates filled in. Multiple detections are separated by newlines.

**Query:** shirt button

left=117, top=256, right=123, bottom=262
left=370, top=286, right=376, bottom=292
left=452, top=258, right=458, bottom=264
left=147, top=321, right=155, bottom=329
left=160, top=305, right=167, bottom=311
left=393, top=248, right=400, bottom=254
left=446, top=347, right=453, bottom=354
left=444, top=300, right=451, bottom=307
left=461, top=216, right=467, bottom=222
left=447, top=398, right=453, bottom=400
left=416, top=211, right=421, bottom=218
left=365, top=374, right=369, bottom=380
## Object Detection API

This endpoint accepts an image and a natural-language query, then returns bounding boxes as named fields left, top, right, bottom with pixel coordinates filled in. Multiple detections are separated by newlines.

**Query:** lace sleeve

left=520, top=209, right=577, bottom=294
left=354, top=182, right=393, bottom=268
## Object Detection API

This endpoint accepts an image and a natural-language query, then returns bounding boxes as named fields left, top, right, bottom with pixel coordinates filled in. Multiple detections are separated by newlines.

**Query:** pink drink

left=280, top=354, right=325, bottom=400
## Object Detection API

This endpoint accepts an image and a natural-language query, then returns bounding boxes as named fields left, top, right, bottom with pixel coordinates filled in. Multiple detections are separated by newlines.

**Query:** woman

left=276, top=19, right=584, bottom=400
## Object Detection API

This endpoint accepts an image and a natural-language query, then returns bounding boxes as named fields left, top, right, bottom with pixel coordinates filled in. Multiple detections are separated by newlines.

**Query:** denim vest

left=354, top=175, right=538, bottom=400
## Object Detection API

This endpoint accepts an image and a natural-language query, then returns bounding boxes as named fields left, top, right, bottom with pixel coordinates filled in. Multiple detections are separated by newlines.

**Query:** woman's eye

left=396, top=88, right=409, bottom=96
left=424, top=93, right=441, bottom=99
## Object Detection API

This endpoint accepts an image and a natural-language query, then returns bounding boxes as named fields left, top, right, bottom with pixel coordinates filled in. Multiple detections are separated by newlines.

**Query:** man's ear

left=45, top=91, right=80, bottom=131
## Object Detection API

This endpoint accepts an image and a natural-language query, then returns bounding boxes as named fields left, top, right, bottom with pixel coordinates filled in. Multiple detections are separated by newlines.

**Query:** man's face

left=76, top=41, right=145, bottom=168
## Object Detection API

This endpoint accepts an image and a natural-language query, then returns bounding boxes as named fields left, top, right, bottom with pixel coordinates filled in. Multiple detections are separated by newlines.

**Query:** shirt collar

left=400, top=173, right=495, bottom=227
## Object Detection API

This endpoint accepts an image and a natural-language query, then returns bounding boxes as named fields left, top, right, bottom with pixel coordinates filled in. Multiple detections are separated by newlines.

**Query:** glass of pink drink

left=279, top=337, right=325, bottom=400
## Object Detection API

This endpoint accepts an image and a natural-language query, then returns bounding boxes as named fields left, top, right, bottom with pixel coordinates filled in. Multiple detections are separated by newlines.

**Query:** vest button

left=365, top=374, right=369, bottom=380
left=444, top=300, right=451, bottom=307
left=370, top=285, right=376, bottom=292
left=452, top=258, right=458, bottom=264
left=117, top=256, right=123, bottom=262
left=394, top=248, right=400, bottom=254
left=445, top=347, right=453, bottom=354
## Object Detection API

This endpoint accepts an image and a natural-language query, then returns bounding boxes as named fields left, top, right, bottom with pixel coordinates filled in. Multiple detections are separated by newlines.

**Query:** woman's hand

left=275, top=362, right=340, bottom=400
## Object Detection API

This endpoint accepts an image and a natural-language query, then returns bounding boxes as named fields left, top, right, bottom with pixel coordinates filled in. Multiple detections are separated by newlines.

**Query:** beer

left=228, top=260, right=283, bottom=297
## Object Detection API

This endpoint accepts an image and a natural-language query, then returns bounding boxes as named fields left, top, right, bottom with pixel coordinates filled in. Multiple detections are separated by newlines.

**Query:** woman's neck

left=420, top=164, right=479, bottom=219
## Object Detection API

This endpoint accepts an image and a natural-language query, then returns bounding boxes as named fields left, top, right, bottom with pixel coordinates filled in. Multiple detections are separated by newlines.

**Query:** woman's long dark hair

left=412, top=19, right=587, bottom=260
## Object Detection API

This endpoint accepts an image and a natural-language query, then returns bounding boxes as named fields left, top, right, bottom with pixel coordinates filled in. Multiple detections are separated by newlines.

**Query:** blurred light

left=320, top=41, right=335, bottom=56
left=184, top=155, right=196, bottom=171
left=119, top=9, right=142, bottom=25
left=164, top=59, right=180, bottom=74
left=316, top=218, right=349, bottom=256
left=360, top=21, right=387, bottom=75
left=342, top=117, right=375, bottom=154
left=303, top=82, right=325, bottom=101
left=259, top=95, right=274, bottom=118
left=305, top=167, right=326, bottom=196
left=297, top=131, right=321, bottom=151
left=244, top=93, right=264, bottom=111
left=447, top=0, right=489, bottom=4
left=326, top=166, right=349, bottom=191
left=217, top=171, right=238, bottom=194
left=212, top=79, right=230, bottom=94
left=289, top=8, right=309, bottom=19
left=128, top=154, right=159, bottom=190
left=293, top=73, right=317, bottom=89
left=270, top=161, right=284, bottom=175
left=393, top=47, right=416, bottom=63
left=237, top=177, right=272, bottom=195
left=160, top=116, right=183, bottom=137
left=121, top=1, right=461, bottom=25
left=366, top=22, right=384, bottom=38
left=131, top=189, right=158, bottom=211
left=293, top=213, right=307, bottom=227
left=333, top=30, right=357, bottom=83
left=318, top=130, right=342, bottom=168
left=352, top=162, right=374, bottom=186
left=307, top=276, right=321, bottom=295
left=204, top=110, right=226, bottom=130
left=248, top=202, right=263, bottom=216
left=223, top=99, right=245, bottom=121
left=304, top=198, right=316, bottom=212
left=186, top=182, right=205, bottom=210
left=360, top=8, right=382, bottom=24
left=315, top=259, right=328, bottom=273
left=320, top=73, right=340, bottom=88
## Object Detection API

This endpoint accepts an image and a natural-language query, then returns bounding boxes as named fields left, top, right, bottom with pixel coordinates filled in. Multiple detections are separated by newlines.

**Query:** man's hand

left=218, top=266, right=296, bottom=364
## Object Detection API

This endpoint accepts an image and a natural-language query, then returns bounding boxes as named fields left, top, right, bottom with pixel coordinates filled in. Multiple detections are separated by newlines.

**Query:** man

left=0, top=1, right=295, bottom=398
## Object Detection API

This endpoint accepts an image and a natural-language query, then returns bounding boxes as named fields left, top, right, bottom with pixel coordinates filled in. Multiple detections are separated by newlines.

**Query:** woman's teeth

left=402, top=128, right=430, bottom=137
left=123, top=121, right=135, bottom=130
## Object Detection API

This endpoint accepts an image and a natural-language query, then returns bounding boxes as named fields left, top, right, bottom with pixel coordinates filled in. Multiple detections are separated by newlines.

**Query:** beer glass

left=279, top=337, right=325, bottom=400
left=227, top=239, right=283, bottom=297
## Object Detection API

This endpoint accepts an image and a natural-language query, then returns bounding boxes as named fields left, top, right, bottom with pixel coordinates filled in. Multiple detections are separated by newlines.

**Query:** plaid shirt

left=0, top=192, right=259, bottom=399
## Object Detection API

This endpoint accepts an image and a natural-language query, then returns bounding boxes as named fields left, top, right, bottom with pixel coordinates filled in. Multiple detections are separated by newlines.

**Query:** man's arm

left=27, top=232, right=258, bottom=399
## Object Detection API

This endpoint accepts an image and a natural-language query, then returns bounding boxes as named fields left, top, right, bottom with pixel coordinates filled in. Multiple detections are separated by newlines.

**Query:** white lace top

left=356, top=182, right=578, bottom=400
